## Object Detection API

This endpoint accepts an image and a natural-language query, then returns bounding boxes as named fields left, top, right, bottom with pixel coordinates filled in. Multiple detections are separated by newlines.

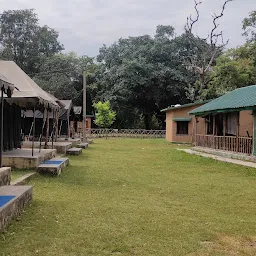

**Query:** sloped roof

left=161, top=101, right=209, bottom=112
left=190, top=85, right=256, bottom=116
left=0, top=61, right=58, bottom=109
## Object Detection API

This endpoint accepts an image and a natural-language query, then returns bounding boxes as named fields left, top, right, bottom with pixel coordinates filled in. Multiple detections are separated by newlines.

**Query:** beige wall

left=239, top=110, right=253, bottom=137
left=165, top=104, right=204, bottom=144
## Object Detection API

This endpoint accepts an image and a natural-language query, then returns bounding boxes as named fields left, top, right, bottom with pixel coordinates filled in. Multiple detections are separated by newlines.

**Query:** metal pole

left=32, top=106, right=36, bottom=156
left=0, top=89, right=4, bottom=167
left=83, top=71, right=87, bottom=142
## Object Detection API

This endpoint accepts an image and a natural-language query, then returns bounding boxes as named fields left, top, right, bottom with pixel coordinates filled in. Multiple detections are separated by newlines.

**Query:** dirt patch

left=188, top=235, right=256, bottom=256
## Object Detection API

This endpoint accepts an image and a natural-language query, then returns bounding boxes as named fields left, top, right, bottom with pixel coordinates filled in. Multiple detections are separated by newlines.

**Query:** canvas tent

left=0, top=61, right=59, bottom=109
left=0, top=73, right=15, bottom=167
left=0, top=61, right=61, bottom=155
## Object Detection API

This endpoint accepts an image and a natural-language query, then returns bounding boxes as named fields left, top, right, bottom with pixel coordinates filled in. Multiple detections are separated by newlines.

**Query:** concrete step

left=0, top=167, right=11, bottom=186
left=67, top=148, right=82, bottom=155
left=77, top=143, right=89, bottom=149
left=0, top=185, right=33, bottom=232
left=37, top=158, right=69, bottom=176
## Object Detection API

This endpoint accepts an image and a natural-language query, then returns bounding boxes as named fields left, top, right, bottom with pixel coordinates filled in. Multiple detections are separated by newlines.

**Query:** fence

left=196, top=134, right=253, bottom=155
left=79, top=129, right=166, bottom=139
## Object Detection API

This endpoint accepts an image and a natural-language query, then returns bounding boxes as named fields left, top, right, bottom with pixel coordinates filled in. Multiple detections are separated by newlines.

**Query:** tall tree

left=96, top=30, right=192, bottom=129
left=243, top=11, right=256, bottom=42
left=0, top=9, right=64, bottom=74
left=33, top=52, right=98, bottom=115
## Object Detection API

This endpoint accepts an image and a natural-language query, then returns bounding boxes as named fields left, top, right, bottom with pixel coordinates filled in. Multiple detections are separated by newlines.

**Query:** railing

left=78, top=129, right=166, bottom=139
left=196, top=134, right=253, bottom=155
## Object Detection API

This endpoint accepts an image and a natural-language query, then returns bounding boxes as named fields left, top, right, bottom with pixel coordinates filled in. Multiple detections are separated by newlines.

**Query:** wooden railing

left=196, top=134, right=253, bottom=155
left=77, top=129, right=166, bottom=139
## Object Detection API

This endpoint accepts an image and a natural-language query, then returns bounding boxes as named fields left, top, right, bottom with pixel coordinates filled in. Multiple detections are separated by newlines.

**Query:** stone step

left=77, top=143, right=89, bottom=149
left=37, top=158, right=69, bottom=176
left=67, top=148, right=82, bottom=155
left=0, top=167, right=11, bottom=186
left=0, top=185, right=33, bottom=232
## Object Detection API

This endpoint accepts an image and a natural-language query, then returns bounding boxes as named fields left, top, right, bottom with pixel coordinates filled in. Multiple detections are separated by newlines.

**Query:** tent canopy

left=24, top=100, right=73, bottom=121
left=0, top=61, right=59, bottom=109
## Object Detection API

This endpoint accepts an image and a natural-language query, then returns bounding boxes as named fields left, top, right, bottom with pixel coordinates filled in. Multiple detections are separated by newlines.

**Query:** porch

left=196, top=134, right=253, bottom=155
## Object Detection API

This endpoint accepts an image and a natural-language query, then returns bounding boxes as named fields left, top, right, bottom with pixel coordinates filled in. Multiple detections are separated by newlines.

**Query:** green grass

left=1, top=139, right=256, bottom=256
left=11, top=169, right=32, bottom=181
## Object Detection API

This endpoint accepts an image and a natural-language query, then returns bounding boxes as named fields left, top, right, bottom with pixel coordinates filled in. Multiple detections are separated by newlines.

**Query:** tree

left=204, top=42, right=256, bottom=99
left=96, top=28, right=192, bottom=129
left=184, top=0, right=233, bottom=101
left=33, top=52, right=98, bottom=114
left=93, top=101, right=116, bottom=130
left=243, top=11, right=256, bottom=42
left=0, top=9, right=63, bottom=74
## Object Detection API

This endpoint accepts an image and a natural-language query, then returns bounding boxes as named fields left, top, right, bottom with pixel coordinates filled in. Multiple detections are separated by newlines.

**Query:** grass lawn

left=11, top=169, right=33, bottom=182
left=1, top=139, right=256, bottom=256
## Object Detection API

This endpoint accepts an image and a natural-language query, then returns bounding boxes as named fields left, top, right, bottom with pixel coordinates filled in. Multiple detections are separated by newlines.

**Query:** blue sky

left=0, top=0, right=255, bottom=57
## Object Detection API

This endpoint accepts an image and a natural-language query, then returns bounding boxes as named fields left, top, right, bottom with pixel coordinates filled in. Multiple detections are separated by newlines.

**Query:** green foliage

left=0, top=9, right=63, bottom=74
left=93, top=101, right=116, bottom=128
left=203, top=42, right=256, bottom=99
left=95, top=28, right=195, bottom=129
left=243, top=11, right=256, bottom=42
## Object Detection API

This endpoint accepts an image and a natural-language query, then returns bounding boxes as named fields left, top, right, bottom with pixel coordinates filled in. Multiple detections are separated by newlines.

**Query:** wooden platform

left=22, top=141, right=72, bottom=154
left=67, top=148, right=82, bottom=155
left=0, top=167, right=11, bottom=186
left=3, top=149, right=56, bottom=169
left=0, top=185, right=33, bottom=232
left=77, top=143, right=88, bottom=149
left=37, top=158, right=69, bottom=176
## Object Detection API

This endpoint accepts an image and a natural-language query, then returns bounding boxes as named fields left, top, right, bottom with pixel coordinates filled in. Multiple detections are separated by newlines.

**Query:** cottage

left=161, top=102, right=206, bottom=143
left=190, top=85, right=256, bottom=155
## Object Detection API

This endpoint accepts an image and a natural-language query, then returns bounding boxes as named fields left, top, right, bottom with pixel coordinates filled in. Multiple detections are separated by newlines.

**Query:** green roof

left=190, top=85, right=256, bottom=116
left=161, top=101, right=208, bottom=112
left=172, top=117, right=191, bottom=122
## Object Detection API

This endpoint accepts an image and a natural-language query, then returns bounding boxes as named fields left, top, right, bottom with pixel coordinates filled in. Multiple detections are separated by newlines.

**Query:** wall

left=165, top=104, right=205, bottom=144
left=239, top=110, right=253, bottom=137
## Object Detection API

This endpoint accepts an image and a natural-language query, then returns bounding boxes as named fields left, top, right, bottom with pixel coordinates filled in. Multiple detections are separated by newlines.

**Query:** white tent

left=0, top=61, right=59, bottom=109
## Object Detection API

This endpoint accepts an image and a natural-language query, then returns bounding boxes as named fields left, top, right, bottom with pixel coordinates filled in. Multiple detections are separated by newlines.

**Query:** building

left=190, top=85, right=256, bottom=155
left=161, top=102, right=207, bottom=143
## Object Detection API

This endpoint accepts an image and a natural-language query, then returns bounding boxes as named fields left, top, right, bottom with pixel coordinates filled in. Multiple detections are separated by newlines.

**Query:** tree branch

left=185, top=0, right=202, bottom=33
left=210, top=0, right=233, bottom=46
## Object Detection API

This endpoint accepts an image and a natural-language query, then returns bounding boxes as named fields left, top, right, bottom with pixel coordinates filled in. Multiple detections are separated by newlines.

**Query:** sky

left=0, top=0, right=255, bottom=57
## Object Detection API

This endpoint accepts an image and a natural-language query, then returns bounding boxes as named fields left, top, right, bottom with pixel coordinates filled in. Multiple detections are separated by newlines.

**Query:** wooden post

left=236, top=112, right=240, bottom=152
left=223, top=114, right=226, bottom=150
left=0, top=89, right=4, bottom=168
left=45, top=108, right=49, bottom=149
left=195, top=117, right=198, bottom=146
left=213, top=115, right=216, bottom=148
left=253, top=110, right=256, bottom=155
left=32, top=106, right=36, bottom=156
left=55, top=109, right=59, bottom=142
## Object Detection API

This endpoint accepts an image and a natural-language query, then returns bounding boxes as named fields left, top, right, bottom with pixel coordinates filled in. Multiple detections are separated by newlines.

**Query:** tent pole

left=32, top=106, right=36, bottom=157
left=52, top=109, right=55, bottom=149
left=55, top=109, right=59, bottom=142
left=0, top=89, right=4, bottom=168
left=45, top=108, right=49, bottom=149
left=59, top=120, right=63, bottom=137
left=39, top=108, right=45, bottom=153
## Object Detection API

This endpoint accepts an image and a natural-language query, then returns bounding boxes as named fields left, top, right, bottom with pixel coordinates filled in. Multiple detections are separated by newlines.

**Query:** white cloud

left=0, top=0, right=255, bottom=56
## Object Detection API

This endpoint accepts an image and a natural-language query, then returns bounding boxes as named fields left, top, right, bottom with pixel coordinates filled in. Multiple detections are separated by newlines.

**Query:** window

left=176, top=121, right=189, bottom=135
